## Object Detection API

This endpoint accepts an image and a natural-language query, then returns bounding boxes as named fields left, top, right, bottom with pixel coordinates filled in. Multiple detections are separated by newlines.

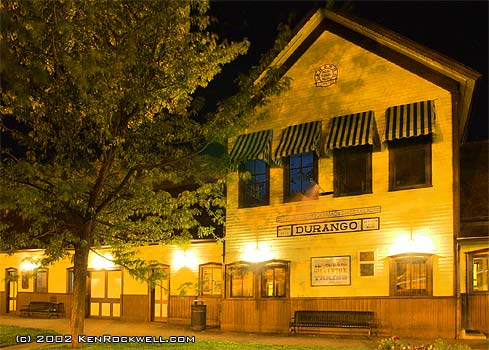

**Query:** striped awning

left=385, top=100, right=436, bottom=141
left=325, top=111, right=377, bottom=149
left=229, top=129, right=273, bottom=164
left=273, top=121, right=322, bottom=164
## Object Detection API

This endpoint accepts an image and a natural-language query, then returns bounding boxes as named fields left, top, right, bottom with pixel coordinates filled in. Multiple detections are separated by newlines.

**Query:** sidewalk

left=1, top=315, right=488, bottom=350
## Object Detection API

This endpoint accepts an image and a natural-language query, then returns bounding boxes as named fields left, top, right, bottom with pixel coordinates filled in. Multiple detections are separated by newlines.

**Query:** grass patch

left=21, top=342, right=369, bottom=350
left=0, top=325, right=59, bottom=347
left=1, top=325, right=370, bottom=350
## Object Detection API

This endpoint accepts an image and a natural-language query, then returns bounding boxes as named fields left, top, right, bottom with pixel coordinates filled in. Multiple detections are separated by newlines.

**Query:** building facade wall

left=224, top=29, right=459, bottom=337
left=0, top=241, right=222, bottom=324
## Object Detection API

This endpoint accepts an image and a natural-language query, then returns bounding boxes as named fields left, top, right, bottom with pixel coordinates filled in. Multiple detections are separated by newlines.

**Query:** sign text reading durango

left=277, top=217, right=379, bottom=237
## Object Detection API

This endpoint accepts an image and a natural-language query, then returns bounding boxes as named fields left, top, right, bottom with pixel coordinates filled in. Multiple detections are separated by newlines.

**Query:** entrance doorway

left=150, top=265, right=169, bottom=322
left=464, top=249, right=489, bottom=333
left=88, top=269, right=122, bottom=318
left=5, top=268, right=18, bottom=313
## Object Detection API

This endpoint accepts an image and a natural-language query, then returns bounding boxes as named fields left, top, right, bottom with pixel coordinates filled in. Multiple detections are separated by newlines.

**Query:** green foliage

left=0, top=6, right=293, bottom=336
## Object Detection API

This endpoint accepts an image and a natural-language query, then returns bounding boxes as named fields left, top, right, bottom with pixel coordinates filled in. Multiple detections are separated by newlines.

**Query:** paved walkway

left=1, top=315, right=488, bottom=349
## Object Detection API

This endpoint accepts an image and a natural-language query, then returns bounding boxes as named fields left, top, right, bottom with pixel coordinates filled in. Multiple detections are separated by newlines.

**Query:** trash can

left=190, top=300, right=206, bottom=331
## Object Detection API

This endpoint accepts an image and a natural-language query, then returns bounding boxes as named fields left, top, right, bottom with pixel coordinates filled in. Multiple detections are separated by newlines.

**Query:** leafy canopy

left=0, top=1, right=290, bottom=270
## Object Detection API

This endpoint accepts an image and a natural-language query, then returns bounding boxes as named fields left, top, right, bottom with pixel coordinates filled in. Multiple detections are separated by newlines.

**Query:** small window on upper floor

left=239, top=159, right=269, bottom=208
left=334, top=145, right=372, bottom=196
left=389, top=135, right=432, bottom=191
left=284, top=152, right=318, bottom=202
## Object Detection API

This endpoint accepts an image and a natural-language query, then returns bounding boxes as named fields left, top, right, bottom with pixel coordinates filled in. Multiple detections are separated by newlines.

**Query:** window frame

left=239, top=159, right=270, bottom=208
left=34, top=268, right=48, bottom=293
left=333, top=145, right=372, bottom=197
left=467, top=249, right=489, bottom=293
left=389, top=253, right=433, bottom=296
left=389, top=135, right=432, bottom=191
left=259, top=260, right=290, bottom=298
left=226, top=262, right=255, bottom=298
left=283, top=152, right=318, bottom=202
left=199, top=263, right=222, bottom=297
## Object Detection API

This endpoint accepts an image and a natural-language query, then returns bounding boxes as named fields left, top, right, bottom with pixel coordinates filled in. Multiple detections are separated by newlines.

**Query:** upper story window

left=385, top=100, right=435, bottom=191
left=239, top=159, right=269, bottom=208
left=229, top=130, right=273, bottom=209
left=326, top=111, right=378, bottom=196
left=284, top=152, right=318, bottom=201
left=389, top=135, right=432, bottom=191
left=334, top=145, right=372, bottom=196
left=390, top=254, right=432, bottom=296
left=34, top=269, right=48, bottom=293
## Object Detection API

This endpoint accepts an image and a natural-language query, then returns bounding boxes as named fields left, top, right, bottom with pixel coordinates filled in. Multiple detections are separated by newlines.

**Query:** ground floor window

left=226, top=260, right=289, bottom=299
left=67, top=268, right=74, bottom=293
left=468, top=249, right=489, bottom=293
left=260, top=261, right=289, bottom=298
left=199, top=263, right=222, bottom=296
left=34, top=269, right=48, bottom=293
left=390, top=254, right=432, bottom=296
left=227, top=263, right=254, bottom=298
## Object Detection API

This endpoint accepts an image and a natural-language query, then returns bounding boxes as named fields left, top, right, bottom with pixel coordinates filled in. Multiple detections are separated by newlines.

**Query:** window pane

left=334, top=146, right=371, bottom=196
left=473, top=255, right=489, bottom=292
left=261, top=265, right=287, bottom=297
left=390, top=136, right=431, bottom=190
left=394, top=256, right=429, bottom=295
left=240, top=160, right=269, bottom=207
left=35, top=270, right=48, bottom=293
left=230, top=267, right=253, bottom=297
left=287, top=152, right=317, bottom=200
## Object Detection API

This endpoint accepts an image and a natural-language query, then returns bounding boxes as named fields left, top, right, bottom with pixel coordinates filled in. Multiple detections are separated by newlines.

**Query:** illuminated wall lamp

left=389, top=229, right=434, bottom=256
left=173, top=250, right=198, bottom=270
left=90, top=252, right=115, bottom=270
left=242, top=242, right=274, bottom=263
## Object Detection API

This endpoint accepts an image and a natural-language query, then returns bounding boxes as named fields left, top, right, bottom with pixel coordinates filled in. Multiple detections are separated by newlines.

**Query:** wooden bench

left=289, top=310, right=375, bottom=336
left=20, top=302, right=65, bottom=318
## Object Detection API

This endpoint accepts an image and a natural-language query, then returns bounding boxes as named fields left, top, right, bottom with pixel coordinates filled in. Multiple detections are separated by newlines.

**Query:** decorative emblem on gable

left=314, top=64, right=338, bottom=87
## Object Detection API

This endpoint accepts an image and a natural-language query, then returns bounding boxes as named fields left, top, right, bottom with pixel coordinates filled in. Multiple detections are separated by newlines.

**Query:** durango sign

left=277, top=217, right=379, bottom=237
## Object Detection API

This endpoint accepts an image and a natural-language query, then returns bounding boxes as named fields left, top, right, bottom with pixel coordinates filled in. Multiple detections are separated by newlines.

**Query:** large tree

left=0, top=1, right=289, bottom=346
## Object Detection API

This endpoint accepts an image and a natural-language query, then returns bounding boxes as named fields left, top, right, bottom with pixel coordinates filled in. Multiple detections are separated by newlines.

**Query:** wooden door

left=5, top=268, right=18, bottom=313
left=150, top=266, right=169, bottom=322
left=89, top=270, right=122, bottom=318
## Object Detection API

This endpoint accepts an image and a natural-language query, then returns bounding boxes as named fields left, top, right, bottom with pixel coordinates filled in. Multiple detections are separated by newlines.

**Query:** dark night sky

left=207, top=1, right=488, bottom=141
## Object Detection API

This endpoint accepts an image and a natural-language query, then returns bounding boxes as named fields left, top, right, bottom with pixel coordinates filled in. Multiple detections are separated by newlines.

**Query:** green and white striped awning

left=325, top=111, right=377, bottom=149
left=229, top=129, right=273, bottom=164
left=385, top=100, right=436, bottom=141
left=273, top=121, right=322, bottom=164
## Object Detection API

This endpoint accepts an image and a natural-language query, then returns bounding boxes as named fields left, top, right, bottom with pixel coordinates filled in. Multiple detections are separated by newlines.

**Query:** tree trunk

left=70, top=242, right=90, bottom=348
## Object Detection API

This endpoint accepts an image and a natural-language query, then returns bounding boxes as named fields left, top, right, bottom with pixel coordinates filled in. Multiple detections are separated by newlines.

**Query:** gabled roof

left=261, top=8, right=481, bottom=143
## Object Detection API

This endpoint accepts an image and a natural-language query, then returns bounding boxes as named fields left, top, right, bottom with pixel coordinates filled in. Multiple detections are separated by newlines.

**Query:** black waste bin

left=190, top=300, right=206, bottom=331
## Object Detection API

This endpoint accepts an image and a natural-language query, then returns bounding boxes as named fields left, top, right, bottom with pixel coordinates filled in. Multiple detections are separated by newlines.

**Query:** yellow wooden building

left=222, top=8, right=486, bottom=339
left=1, top=8, right=487, bottom=340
